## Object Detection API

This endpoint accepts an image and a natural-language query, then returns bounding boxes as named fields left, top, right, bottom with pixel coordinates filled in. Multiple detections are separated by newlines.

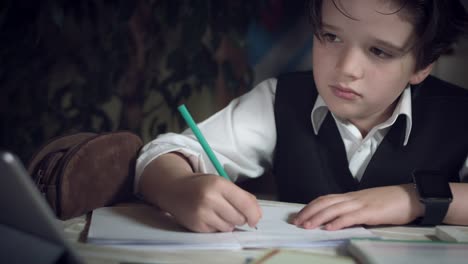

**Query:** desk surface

left=61, top=201, right=465, bottom=264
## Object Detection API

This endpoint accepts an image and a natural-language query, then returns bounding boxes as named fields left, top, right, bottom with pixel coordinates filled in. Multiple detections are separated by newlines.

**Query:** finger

left=193, top=223, right=218, bottom=233
left=191, top=206, right=236, bottom=232
left=212, top=199, right=247, bottom=227
left=177, top=194, right=237, bottom=233
left=207, top=212, right=236, bottom=232
left=301, top=200, right=361, bottom=229
left=191, top=186, right=247, bottom=230
left=223, top=188, right=262, bottom=228
left=294, top=194, right=348, bottom=226
left=179, top=207, right=231, bottom=233
left=323, top=210, right=368, bottom=231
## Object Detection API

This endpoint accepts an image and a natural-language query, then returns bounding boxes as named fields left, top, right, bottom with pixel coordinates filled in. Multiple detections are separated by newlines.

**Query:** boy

left=136, top=0, right=468, bottom=233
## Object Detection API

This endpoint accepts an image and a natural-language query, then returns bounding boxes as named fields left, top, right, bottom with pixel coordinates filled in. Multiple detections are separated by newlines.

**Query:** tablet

left=0, top=151, right=82, bottom=264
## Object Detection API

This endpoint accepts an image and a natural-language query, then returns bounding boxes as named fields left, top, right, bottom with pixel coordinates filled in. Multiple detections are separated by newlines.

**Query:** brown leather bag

left=28, top=131, right=143, bottom=220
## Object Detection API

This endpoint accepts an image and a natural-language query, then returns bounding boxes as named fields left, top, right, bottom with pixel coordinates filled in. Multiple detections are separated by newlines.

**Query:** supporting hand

left=293, top=184, right=424, bottom=230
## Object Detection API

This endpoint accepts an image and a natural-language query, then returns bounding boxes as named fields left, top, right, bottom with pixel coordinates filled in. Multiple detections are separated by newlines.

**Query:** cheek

left=369, top=59, right=413, bottom=89
left=396, top=54, right=418, bottom=83
left=312, top=43, right=322, bottom=70
left=312, top=43, right=333, bottom=81
left=367, top=65, right=410, bottom=104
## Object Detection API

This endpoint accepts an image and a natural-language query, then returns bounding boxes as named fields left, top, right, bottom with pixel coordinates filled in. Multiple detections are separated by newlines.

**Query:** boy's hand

left=160, top=174, right=262, bottom=233
left=293, top=184, right=424, bottom=230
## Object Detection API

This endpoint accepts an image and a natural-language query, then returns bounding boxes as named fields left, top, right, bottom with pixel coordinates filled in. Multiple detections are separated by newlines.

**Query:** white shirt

left=135, top=78, right=468, bottom=194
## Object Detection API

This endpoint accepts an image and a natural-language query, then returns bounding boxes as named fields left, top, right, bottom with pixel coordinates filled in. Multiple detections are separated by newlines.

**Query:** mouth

left=330, top=85, right=362, bottom=100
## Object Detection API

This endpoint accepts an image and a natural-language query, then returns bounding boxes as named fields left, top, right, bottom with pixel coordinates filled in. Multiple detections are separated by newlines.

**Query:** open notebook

left=0, top=151, right=83, bottom=264
left=87, top=200, right=377, bottom=250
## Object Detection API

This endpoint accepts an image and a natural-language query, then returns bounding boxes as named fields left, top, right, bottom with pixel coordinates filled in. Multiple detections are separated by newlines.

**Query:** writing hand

left=162, top=174, right=262, bottom=233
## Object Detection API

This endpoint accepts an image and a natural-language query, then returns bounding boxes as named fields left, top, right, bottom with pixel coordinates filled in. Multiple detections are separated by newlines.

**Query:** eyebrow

left=322, top=23, right=342, bottom=32
left=371, top=38, right=409, bottom=54
left=321, top=22, right=410, bottom=54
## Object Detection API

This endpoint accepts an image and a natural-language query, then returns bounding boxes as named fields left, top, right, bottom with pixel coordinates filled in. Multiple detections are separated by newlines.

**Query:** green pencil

left=177, top=104, right=230, bottom=181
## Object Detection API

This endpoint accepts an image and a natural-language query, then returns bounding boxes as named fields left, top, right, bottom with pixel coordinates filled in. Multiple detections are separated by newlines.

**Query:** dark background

left=0, top=0, right=308, bottom=163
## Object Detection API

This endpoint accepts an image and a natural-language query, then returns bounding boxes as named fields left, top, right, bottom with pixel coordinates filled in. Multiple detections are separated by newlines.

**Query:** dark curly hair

left=308, top=0, right=468, bottom=71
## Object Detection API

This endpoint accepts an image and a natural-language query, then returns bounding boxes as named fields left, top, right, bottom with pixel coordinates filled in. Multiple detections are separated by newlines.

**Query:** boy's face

left=312, top=0, right=431, bottom=128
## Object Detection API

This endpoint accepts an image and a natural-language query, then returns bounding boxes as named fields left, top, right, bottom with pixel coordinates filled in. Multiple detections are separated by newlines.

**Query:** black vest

left=273, top=72, right=468, bottom=204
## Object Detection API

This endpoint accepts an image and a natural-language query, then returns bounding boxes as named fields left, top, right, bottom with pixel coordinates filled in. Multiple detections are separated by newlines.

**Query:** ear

left=409, top=63, right=434, bottom=85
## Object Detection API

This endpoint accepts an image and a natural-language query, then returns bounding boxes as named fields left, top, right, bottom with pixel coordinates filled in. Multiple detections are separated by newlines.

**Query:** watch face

left=413, top=170, right=453, bottom=200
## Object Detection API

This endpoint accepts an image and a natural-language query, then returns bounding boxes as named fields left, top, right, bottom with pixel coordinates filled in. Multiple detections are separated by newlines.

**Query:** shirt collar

left=311, top=87, right=413, bottom=146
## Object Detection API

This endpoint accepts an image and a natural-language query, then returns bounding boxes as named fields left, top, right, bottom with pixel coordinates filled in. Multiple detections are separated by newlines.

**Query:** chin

left=327, top=105, right=359, bottom=121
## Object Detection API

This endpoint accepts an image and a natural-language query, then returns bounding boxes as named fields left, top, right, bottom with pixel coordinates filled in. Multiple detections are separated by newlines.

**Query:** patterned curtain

left=0, top=0, right=261, bottom=162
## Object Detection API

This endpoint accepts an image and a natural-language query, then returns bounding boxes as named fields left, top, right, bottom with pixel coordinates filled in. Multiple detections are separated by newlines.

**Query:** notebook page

left=88, top=201, right=376, bottom=249
left=234, top=204, right=376, bottom=248
left=87, top=205, right=241, bottom=250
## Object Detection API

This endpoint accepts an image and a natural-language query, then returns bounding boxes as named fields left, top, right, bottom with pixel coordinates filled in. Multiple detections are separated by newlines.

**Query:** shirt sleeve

left=134, top=78, right=278, bottom=194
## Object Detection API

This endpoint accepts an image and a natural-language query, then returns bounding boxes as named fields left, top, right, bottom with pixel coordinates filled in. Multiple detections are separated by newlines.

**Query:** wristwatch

left=412, top=170, right=453, bottom=226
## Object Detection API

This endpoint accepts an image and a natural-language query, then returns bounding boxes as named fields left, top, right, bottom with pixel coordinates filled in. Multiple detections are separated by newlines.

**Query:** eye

left=370, top=47, right=393, bottom=59
left=321, top=33, right=341, bottom=43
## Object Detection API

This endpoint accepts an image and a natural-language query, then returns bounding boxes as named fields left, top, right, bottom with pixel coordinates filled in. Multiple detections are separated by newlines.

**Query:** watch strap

left=420, top=199, right=450, bottom=226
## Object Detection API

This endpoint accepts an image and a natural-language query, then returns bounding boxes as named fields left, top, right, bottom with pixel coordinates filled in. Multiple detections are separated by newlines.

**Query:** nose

left=336, top=47, right=364, bottom=80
